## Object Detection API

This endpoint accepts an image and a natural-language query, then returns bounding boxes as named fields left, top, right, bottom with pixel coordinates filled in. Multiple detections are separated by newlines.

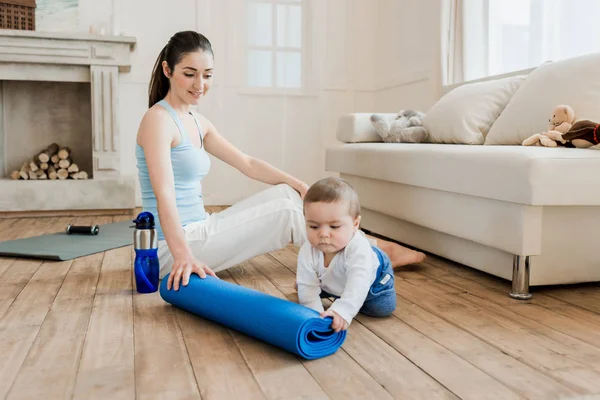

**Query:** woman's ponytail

left=148, top=45, right=169, bottom=108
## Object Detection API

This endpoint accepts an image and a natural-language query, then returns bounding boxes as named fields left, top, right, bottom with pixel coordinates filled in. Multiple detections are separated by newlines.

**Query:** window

left=459, top=0, right=600, bottom=82
left=246, top=0, right=305, bottom=89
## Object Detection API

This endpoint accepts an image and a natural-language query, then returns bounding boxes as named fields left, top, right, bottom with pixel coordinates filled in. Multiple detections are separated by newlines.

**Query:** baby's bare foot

left=378, top=240, right=426, bottom=268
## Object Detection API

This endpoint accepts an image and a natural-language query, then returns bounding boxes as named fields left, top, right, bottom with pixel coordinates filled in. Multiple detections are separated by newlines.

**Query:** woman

left=135, top=31, right=425, bottom=292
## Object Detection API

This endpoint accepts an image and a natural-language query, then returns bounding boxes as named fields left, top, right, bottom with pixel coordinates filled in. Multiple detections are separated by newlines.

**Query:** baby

left=296, top=177, right=396, bottom=332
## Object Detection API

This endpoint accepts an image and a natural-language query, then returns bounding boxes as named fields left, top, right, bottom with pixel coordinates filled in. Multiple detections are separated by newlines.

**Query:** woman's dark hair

left=148, top=31, right=213, bottom=108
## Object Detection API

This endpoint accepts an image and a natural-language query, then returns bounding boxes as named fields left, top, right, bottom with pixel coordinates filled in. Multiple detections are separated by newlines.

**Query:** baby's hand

left=320, top=309, right=349, bottom=333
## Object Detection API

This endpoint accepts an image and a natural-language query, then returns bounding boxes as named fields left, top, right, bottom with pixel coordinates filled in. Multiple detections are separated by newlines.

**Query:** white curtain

left=453, top=0, right=600, bottom=83
left=441, top=0, right=465, bottom=85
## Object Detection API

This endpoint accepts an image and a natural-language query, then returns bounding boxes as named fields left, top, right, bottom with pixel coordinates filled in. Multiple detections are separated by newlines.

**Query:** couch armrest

left=336, top=113, right=396, bottom=143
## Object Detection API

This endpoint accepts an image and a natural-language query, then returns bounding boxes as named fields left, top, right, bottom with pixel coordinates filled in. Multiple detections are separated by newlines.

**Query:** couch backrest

left=441, top=66, right=536, bottom=96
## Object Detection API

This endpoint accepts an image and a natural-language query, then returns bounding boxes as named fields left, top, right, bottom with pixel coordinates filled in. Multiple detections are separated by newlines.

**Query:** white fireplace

left=0, top=29, right=136, bottom=214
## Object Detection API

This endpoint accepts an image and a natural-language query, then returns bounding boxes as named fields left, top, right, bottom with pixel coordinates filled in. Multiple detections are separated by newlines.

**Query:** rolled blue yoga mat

left=159, top=274, right=347, bottom=360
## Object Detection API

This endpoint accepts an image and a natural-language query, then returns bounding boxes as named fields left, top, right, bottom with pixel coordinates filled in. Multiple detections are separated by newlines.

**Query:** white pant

left=158, top=184, right=307, bottom=278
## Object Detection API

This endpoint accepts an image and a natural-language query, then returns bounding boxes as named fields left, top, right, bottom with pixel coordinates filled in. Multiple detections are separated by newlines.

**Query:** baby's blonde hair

left=303, top=177, right=360, bottom=218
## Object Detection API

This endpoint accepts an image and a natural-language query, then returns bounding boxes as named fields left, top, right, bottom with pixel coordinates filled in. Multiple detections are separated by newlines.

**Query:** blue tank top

left=135, top=99, right=211, bottom=240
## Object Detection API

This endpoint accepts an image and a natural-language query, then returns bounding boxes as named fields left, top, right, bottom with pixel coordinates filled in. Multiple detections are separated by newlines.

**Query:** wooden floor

left=1, top=208, right=600, bottom=400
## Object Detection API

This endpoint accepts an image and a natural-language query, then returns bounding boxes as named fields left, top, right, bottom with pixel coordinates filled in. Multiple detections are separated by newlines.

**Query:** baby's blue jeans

left=320, top=246, right=397, bottom=318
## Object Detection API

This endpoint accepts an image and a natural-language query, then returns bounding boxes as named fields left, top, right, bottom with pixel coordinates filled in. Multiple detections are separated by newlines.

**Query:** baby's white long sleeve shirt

left=296, top=231, right=379, bottom=325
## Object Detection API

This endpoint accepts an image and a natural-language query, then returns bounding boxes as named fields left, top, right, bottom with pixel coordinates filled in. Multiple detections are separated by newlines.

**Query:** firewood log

left=77, top=171, right=88, bottom=180
left=58, top=147, right=71, bottom=160
left=67, top=163, right=79, bottom=173
left=40, top=162, right=49, bottom=170
left=19, top=162, right=30, bottom=180
left=29, top=159, right=39, bottom=172
left=50, top=154, right=60, bottom=164
left=57, top=169, right=69, bottom=180
left=10, top=170, right=20, bottom=180
left=58, top=158, right=71, bottom=169
left=38, top=143, right=59, bottom=163
left=28, top=170, right=37, bottom=180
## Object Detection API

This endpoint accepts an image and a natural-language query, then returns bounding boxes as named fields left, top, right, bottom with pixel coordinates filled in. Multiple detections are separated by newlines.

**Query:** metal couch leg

left=510, top=255, right=532, bottom=300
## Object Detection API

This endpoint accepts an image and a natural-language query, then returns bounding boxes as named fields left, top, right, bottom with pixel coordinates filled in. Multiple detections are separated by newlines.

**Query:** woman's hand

left=320, top=309, right=349, bottom=333
left=167, top=255, right=218, bottom=291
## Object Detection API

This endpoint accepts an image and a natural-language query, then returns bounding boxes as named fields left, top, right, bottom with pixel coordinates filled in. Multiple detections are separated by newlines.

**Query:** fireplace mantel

left=0, top=30, right=137, bottom=214
left=0, top=29, right=136, bottom=74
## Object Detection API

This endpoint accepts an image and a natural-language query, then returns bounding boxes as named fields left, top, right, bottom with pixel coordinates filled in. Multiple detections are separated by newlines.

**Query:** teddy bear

left=370, top=109, right=429, bottom=143
left=522, top=104, right=575, bottom=147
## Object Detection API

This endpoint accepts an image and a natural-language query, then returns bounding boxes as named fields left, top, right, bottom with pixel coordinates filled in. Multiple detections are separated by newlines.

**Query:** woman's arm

left=138, top=109, right=216, bottom=290
left=138, top=110, right=191, bottom=259
left=200, top=115, right=309, bottom=198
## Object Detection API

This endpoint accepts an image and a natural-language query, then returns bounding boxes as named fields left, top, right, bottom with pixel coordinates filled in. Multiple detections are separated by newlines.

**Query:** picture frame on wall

left=35, top=0, right=78, bottom=32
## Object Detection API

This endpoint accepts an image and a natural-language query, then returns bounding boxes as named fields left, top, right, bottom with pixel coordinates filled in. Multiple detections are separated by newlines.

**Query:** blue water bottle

left=133, top=211, right=160, bottom=293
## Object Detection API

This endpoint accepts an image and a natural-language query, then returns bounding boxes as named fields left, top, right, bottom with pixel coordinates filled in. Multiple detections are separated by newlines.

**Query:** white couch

left=326, top=53, right=600, bottom=299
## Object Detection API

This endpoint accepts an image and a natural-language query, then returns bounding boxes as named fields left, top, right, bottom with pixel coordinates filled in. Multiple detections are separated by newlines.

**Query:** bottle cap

left=133, top=211, right=155, bottom=229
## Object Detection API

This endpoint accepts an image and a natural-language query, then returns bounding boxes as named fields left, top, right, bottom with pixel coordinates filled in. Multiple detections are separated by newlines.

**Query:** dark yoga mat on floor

left=160, top=274, right=347, bottom=360
left=0, top=220, right=133, bottom=261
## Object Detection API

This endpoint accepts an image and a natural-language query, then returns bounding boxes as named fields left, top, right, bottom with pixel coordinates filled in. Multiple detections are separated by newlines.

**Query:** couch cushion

left=485, top=52, right=600, bottom=145
left=336, top=113, right=386, bottom=143
left=423, top=74, right=526, bottom=145
left=325, top=144, right=600, bottom=205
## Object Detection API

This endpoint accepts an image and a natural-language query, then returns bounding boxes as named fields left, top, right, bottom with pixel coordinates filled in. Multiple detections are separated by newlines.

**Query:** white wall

left=373, top=0, right=442, bottom=112
left=77, top=0, right=437, bottom=206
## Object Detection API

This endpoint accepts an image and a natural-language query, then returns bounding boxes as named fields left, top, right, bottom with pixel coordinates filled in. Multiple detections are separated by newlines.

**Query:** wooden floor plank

left=175, top=279, right=268, bottom=400
left=0, top=217, right=75, bottom=398
left=0, top=259, right=44, bottom=319
left=206, top=205, right=229, bottom=213
left=355, top=312, right=522, bottom=400
left=225, top=264, right=334, bottom=400
left=251, top=254, right=461, bottom=400
left=332, top=316, right=460, bottom=400
left=269, top=246, right=523, bottom=400
left=133, top=290, right=201, bottom=400
left=424, top=256, right=600, bottom=316
left=0, top=257, right=15, bottom=278
left=420, top=257, right=600, bottom=340
left=0, top=219, right=21, bottom=276
left=417, top=261, right=600, bottom=349
left=0, top=217, right=72, bottom=319
left=228, top=262, right=401, bottom=400
left=269, top=246, right=299, bottom=274
left=5, top=216, right=112, bottom=400
left=539, top=286, right=600, bottom=315
left=391, top=294, right=581, bottom=399
left=397, top=277, right=600, bottom=393
left=121, top=211, right=184, bottom=399
left=3, top=209, right=600, bottom=400
left=409, top=264, right=600, bottom=369
left=72, top=244, right=135, bottom=400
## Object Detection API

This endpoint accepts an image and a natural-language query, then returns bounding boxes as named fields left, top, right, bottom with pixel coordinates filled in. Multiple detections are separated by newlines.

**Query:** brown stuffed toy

left=561, top=120, right=600, bottom=148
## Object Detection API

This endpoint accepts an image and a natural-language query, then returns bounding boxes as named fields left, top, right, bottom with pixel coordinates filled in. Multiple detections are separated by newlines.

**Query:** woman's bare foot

left=375, top=238, right=426, bottom=268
